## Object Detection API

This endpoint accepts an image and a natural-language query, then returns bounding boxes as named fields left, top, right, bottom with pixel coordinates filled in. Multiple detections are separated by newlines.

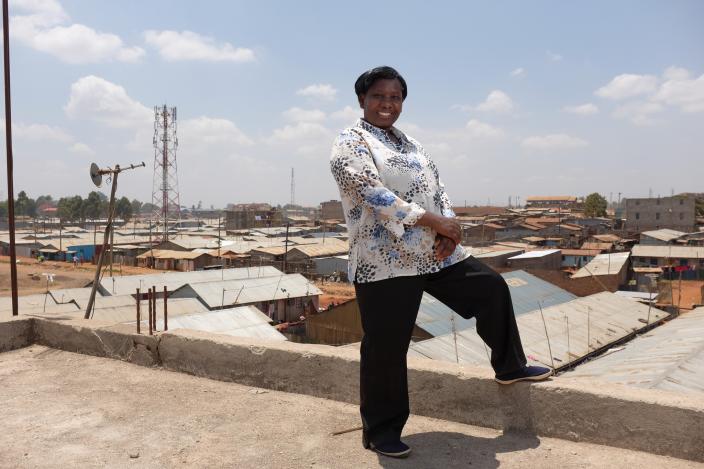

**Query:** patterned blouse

left=330, top=118, right=468, bottom=283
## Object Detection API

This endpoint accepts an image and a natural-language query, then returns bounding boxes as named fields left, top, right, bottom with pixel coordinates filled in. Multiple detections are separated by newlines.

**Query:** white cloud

left=13, top=122, right=73, bottom=142
left=510, top=67, right=525, bottom=77
left=653, top=70, right=704, bottom=113
left=296, top=84, right=337, bottom=101
left=10, top=1, right=144, bottom=63
left=180, top=116, right=253, bottom=146
left=144, top=30, right=255, bottom=63
left=563, top=103, right=599, bottom=115
left=69, top=142, right=95, bottom=156
left=595, top=73, right=658, bottom=100
left=612, top=101, right=663, bottom=126
left=521, top=134, right=588, bottom=151
left=282, top=107, right=326, bottom=123
left=476, top=90, right=514, bottom=113
left=267, top=122, right=330, bottom=143
left=64, top=75, right=152, bottom=128
left=465, top=119, right=505, bottom=139
left=330, top=105, right=361, bottom=121
left=547, top=51, right=563, bottom=62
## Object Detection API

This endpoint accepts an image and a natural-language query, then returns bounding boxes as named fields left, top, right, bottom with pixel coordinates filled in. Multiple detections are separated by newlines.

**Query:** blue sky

left=1, top=0, right=702, bottom=208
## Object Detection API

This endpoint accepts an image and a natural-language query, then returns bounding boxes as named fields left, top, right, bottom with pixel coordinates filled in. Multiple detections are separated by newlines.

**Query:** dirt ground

left=0, top=255, right=161, bottom=297
left=1, top=346, right=700, bottom=469
left=314, top=280, right=356, bottom=309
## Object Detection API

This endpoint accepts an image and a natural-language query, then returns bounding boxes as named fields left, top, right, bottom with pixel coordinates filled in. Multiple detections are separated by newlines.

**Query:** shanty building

left=170, top=273, right=322, bottom=323
left=320, top=200, right=344, bottom=221
left=631, top=245, right=704, bottom=280
left=525, top=196, right=579, bottom=209
left=137, top=249, right=216, bottom=271
left=639, top=229, right=686, bottom=246
left=571, top=251, right=630, bottom=290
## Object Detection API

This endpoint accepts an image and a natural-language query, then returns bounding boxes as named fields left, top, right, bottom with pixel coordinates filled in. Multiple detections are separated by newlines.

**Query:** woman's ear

left=358, top=94, right=365, bottom=109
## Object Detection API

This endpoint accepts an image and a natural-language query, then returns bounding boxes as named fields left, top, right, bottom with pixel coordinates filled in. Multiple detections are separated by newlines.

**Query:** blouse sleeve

left=426, top=151, right=456, bottom=218
left=330, top=130, right=426, bottom=238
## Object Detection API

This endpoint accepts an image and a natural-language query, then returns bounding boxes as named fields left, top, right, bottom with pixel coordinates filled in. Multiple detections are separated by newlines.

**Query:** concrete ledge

left=1, top=316, right=702, bottom=462
left=33, top=318, right=160, bottom=367
left=0, top=317, right=33, bottom=352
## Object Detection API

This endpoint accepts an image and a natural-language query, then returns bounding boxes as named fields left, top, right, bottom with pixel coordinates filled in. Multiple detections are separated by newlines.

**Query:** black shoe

left=495, top=365, right=553, bottom=385
left=369, top=440, right=411, bottom=458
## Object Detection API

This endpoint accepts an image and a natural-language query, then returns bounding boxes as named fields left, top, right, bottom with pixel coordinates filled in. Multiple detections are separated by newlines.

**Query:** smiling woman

left=329, top=65, right=553, bottom=460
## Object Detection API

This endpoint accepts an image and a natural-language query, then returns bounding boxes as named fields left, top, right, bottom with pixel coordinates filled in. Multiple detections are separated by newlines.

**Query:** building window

left=680, top=259, right=688, bottom=267
left=656, top=212, right=660, bottom=220
left=635, top=200, right=640, bottom=205
left=680, top=199, right=684, bottom=205
left=680, top=212, right=684, bottom=220
left=635, top=213, right=640, bottom=220
left=656, top=199, right=660, bottom=205
left=650, top=258, right=658, bottom=265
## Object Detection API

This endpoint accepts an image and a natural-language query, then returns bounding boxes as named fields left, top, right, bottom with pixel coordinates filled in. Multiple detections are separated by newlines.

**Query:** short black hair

left=354, top=66, right=407, bottom=100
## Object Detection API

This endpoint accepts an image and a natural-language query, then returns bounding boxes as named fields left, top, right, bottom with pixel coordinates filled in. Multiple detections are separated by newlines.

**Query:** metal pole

left=152, top=285, right=157, bottom=330
left=163, top=285, right=168, bottom=331
left=283, top=222, right=290, bottom=273
left=2, top=0, right=18, bottom=316
left=136, top=288, right=141, bottom=334
left=84, top=169, right=119, bottom=319
left=148, top=287, right=153, bottom=335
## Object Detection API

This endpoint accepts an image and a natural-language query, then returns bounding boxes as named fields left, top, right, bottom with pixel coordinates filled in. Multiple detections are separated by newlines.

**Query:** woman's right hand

left=417, top=212, right=461, bottom=245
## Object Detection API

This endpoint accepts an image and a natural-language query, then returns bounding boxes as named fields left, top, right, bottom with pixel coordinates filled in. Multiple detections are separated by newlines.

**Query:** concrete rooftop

left=1, top=346, right=701, bottom=469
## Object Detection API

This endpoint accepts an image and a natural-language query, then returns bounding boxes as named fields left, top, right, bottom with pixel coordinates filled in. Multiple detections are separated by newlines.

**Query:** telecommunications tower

left=151, top=105, right=181, bottom=241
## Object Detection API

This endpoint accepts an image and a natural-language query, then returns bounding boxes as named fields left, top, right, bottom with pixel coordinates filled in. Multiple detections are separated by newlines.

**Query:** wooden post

left=148, top=287, right=153, bottom=335
left=152, top=285, right=157, bottom=331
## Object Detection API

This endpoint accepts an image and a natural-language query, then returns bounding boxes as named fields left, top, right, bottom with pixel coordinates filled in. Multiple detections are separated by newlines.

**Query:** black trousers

left=354, top=256, right=527, bottom=446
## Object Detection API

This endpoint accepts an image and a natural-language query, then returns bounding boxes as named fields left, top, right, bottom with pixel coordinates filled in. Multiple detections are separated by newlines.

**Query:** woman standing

left=330, top=66, right=551, bottom=459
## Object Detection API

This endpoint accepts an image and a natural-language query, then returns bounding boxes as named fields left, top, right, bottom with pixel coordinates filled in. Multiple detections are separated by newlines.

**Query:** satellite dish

left=89, top=163, right=102, bottom=187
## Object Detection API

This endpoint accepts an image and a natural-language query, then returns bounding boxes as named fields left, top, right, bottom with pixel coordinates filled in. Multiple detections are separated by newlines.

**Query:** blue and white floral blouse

left=330, top=118, right=468, bottom=283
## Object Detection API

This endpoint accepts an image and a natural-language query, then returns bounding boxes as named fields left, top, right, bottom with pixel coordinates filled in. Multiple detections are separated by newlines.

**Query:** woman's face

left=358, top=78, right=404, bottom=130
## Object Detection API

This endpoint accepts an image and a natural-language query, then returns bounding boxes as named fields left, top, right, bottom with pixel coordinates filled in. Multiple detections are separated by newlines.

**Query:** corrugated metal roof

left=98, top=266, right=283, bottom=296
left=92, top=298, right=208, bottom=324
left=631, top=245, right=704, bottom=259
left=565, top=307, right=704, bottom=394
left=0, top=294, right=80, bottom=315
left=153, top=306, right=287, bottom=342
left=414, top=270, right=577, bottom=337
left=410, top=292, right=670, bottom=369
left=571, top=252, right=630, bottom=278
left=508, top=249, right=560, bottom=260
left=137, top=249, right=212, bottom=260
left=640, top=229, right=686, bottom=242
left=174, top=273, right=322, bottom=309
left=287, top=240, right=349, bottom=258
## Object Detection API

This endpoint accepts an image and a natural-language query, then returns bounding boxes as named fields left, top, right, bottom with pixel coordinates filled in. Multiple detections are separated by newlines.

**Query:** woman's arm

left=330, top=131, right=425, bottom=239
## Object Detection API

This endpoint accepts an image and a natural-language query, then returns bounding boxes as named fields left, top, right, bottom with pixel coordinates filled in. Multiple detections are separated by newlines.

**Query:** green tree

left=130, top=198, right=143, bottom=216
left=115, top=196, right=133, bottom=221
left=584, top=192, right=608, bottom=217
left=83, top=191, right=104, bottom=220
left=57, top=195, right=84, bottom=222
left=0, top=200, right=7, bottom=218
left=15, top=191, right=38, bottom=217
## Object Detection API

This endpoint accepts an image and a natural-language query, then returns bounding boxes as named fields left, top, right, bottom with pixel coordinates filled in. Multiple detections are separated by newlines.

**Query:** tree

left=0, top=200, right=7, bottom=218
left=130, top=199, right=143, bottom=216
left=15, top=191, right=37, bottom=217
left=584, top=192, right=608, bottom=217
left=57, top=195, right=84, bottom=222
left=115, top=196, right=133, bottom=221
left=83, top=191, right=104, bottom=220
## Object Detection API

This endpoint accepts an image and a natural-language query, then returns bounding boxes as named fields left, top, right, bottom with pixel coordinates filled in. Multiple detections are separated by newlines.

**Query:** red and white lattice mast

left=151, top=105, right=181, bottom=241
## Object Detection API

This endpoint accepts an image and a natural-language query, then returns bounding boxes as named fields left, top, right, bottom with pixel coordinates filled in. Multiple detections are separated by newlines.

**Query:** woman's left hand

left=434, top=234, right=456, bottom=260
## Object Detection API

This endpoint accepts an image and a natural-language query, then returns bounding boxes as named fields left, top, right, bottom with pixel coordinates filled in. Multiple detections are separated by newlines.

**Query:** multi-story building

left=224, top=204, right=283, bottom=230
left=320, top=200, right=344, bottom=221
left=525, top=196, right=580, bottom=210
left=624, top=195, right=695, bottom=232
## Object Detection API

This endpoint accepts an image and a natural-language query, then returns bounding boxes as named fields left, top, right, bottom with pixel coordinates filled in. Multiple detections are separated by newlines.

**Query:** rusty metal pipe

left=136, top=288, right=141, bottom=334
left=152, top=285, right=157, bottom=331
left=148, top=287, right=153, bottom=335
left=163, top=285, right=168, bottom=331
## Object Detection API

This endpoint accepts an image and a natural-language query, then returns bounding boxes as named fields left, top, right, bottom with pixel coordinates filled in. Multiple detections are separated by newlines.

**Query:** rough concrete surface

left=9, top=317, right=704, bottom=461
left=1, top=347, right=701, bottom=469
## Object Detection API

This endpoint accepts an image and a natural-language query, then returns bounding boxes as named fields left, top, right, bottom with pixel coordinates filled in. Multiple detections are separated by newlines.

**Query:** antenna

left=84, top=161, right=146, bottom=319
left=151, top=105, right=181, bottom=242
left=290, top=167, right=295, bottom=206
